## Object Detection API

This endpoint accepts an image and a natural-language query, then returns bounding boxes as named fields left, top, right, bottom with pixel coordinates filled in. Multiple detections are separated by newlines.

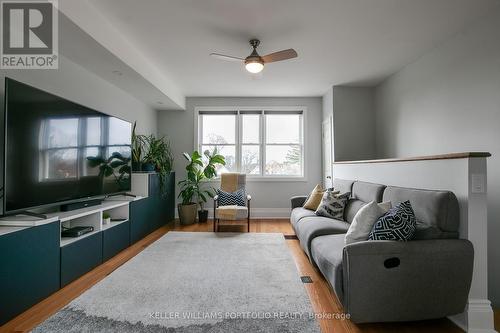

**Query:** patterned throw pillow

left=217, top=188, right=246, bottom=206
left=303, top=184, right=326, bottom=210
left=315, top=191, right=350, bottom=220
left=368, top=200, right=416, bottom=241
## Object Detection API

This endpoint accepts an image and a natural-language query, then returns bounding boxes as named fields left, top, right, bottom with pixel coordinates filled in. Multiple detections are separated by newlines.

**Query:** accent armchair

left=213, top=173, right=251, bottom=232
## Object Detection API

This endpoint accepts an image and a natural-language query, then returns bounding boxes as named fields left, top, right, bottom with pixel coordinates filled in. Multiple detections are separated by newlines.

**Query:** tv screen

left=3, top=78, right=132, bottom=213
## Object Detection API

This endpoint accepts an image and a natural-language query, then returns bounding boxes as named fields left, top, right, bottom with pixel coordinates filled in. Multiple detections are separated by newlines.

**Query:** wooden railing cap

left=333, top=152, right=491, bottom=165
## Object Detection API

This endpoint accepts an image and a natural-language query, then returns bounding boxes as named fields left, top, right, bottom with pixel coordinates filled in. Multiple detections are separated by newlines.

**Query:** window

left=197, top=108, right=305, bottom=178
left=199, top=112, right=237, bottom=173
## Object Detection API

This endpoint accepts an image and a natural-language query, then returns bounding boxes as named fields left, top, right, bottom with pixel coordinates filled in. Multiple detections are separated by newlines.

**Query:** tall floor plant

left=177, top=149, right=225, bottom=224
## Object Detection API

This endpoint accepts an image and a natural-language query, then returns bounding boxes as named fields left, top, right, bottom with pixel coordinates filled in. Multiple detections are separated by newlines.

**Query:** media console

left=0, top=172, right=175, bottom=326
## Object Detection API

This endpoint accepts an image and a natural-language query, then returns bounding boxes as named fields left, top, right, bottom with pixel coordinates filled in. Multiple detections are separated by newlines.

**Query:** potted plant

left=177, top=149, right=225, bottom=224
left=141, top=134, right=157, bottom=172
left=103, top=212, right=111, bottom=225
left=141, top=135, right=174, bottom=194
left=131, top=121, right=144, bottom=172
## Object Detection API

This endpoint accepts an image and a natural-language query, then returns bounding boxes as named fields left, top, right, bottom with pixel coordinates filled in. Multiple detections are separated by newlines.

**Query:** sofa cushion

left=382, top=186, right=459, bottom=239
left=310, top=234, right=346, bottom=302
left=296, top=216, right=349, bottom=260
left=333, top=178, right=354, bottom=195
left=344, top=200, right=366, bottom=224
left=352, top=181, right=386, bottom=203
left=369, top=200, right=417, bottom=241
left=344, top=181, right=386, bottom=223
left=290, top=207, right=317, bottom=231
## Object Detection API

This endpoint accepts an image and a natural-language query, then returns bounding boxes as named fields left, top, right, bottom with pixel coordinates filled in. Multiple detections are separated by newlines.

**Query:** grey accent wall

left=322, top=86, right=376, bottom=162
left=158, top=97, right=322, bottom=211
left=332, top=87, right=376, bottom=161
left=374, top=8, right=500, bottom=307
left=0, top=55, right=158, bottom=212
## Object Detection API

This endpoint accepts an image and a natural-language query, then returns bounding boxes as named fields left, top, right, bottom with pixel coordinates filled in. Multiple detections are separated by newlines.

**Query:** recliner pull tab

left=384, top=257, right=400, bottom=269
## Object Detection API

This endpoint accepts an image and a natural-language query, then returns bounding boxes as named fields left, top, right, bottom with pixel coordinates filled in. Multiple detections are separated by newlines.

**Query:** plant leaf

left=192, top=150, right=202, bottom=160
left=87, top=156, right=104, bottom=167
left=110, top=160, right=126, bottom=168
left=119, top=165, right=131, bottom=174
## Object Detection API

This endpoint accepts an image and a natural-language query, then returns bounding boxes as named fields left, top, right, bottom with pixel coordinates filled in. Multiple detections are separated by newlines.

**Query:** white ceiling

left=83, top=0, right=499, bottom=98
left=58, top=14, right=183, bottom=110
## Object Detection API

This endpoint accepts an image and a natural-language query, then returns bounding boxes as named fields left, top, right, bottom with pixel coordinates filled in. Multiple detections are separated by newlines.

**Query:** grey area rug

left=34, top=232, right=319, bottom=332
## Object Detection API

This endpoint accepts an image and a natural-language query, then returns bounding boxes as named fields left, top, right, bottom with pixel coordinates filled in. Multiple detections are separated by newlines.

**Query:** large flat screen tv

left=3, top=78, right=132, bottom=214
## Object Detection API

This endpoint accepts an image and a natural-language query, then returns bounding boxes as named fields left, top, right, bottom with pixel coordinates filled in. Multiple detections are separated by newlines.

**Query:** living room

left=0, top=1, right=499, bottom=332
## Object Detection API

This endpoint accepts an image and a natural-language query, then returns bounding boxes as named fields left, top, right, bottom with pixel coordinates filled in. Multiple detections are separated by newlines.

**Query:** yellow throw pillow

left=303, top=184, right=325, bottom=210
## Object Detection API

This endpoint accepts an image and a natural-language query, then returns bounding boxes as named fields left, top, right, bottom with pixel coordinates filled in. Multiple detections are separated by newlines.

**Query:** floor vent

left=284, top=235, right=298, bottom=240
left=301, top=276, right=313, bottom=283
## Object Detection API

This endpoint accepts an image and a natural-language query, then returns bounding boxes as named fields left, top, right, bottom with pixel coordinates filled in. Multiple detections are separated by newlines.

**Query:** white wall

left=322, top=87, right=333, bottom=121
left=0, top=55, right=158, bottom=135
left=374, top=7, right=500, bottom=307
left=158, top=97, right=322, bottom=216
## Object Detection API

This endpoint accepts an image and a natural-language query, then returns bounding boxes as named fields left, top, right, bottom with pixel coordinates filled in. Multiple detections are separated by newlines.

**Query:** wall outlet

left=471, top=174, right=486, bottom=193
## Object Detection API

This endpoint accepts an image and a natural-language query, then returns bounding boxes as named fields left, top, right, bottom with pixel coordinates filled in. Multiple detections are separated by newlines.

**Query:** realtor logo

left=1, top=0, right=58, bottom=69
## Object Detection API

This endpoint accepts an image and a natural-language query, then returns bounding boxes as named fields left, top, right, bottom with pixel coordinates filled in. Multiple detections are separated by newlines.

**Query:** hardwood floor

left=0, top=219, right=496, bottom=333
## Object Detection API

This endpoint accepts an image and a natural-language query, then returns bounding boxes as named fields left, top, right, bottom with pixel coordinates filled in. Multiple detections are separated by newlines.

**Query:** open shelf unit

left=101, top=203, right=130, bottom=231
left=50, top=200, right=134, bottom=247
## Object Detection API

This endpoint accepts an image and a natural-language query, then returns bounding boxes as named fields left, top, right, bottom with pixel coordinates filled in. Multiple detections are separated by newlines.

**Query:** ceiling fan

left=210, top=39, right=298, bottom=74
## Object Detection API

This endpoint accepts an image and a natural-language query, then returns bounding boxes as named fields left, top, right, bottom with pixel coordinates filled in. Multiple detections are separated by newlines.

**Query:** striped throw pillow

left=217, top=188, right=246, bottom=206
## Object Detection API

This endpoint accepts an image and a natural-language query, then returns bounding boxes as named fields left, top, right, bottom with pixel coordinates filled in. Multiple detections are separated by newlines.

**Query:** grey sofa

left=290, top=179, right=473, bottom=323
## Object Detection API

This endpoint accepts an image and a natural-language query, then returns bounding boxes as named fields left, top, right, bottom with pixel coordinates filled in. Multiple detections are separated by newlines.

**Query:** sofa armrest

left=291, top=196, right=307, bottom=209
left=342, top=239, right=473, bottom=323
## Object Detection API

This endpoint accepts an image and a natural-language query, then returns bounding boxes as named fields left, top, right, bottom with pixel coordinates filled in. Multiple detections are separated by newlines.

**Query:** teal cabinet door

left=102, top=221, right=130, bottom=262
left=60, top=232, right=103, bottom=287
left=129, top=172, right=175, bottom=244
left=0, top=221, right=60, bottom=325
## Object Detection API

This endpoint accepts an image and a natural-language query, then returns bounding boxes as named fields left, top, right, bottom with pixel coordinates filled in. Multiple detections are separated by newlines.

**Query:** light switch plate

left=471, top=174, right=486, bottom=193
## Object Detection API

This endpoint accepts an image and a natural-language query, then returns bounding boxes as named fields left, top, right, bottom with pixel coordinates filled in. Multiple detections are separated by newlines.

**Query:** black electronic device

left=60, top=199, right=103, bottom=212
left=61, top=226, right=94, bottom=238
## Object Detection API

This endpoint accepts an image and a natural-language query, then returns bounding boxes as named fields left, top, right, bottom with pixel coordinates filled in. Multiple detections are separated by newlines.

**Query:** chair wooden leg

left=213, top=199, right=217, bottom=232
left=247, top=198, right=251, bottom=232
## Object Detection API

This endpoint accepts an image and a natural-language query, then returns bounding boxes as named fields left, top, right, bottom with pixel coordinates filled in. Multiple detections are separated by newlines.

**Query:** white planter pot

left=103, top=217, right=111, bottom=225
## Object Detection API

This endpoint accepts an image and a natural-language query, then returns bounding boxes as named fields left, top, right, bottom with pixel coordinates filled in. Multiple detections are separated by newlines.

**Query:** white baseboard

left=174, top=207, right=291, bottom=219
left=449, top=299, right=497, bottom=333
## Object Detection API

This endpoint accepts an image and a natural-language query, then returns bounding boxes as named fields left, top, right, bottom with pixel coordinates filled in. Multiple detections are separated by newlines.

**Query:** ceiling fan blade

left=210, top=53, right=244, bottom=62
left=261, top=49, right=298, bottom=63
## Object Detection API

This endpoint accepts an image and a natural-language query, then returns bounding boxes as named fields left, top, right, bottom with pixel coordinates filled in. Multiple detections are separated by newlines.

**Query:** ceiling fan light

left=245, top=61, right=264, bottom=73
